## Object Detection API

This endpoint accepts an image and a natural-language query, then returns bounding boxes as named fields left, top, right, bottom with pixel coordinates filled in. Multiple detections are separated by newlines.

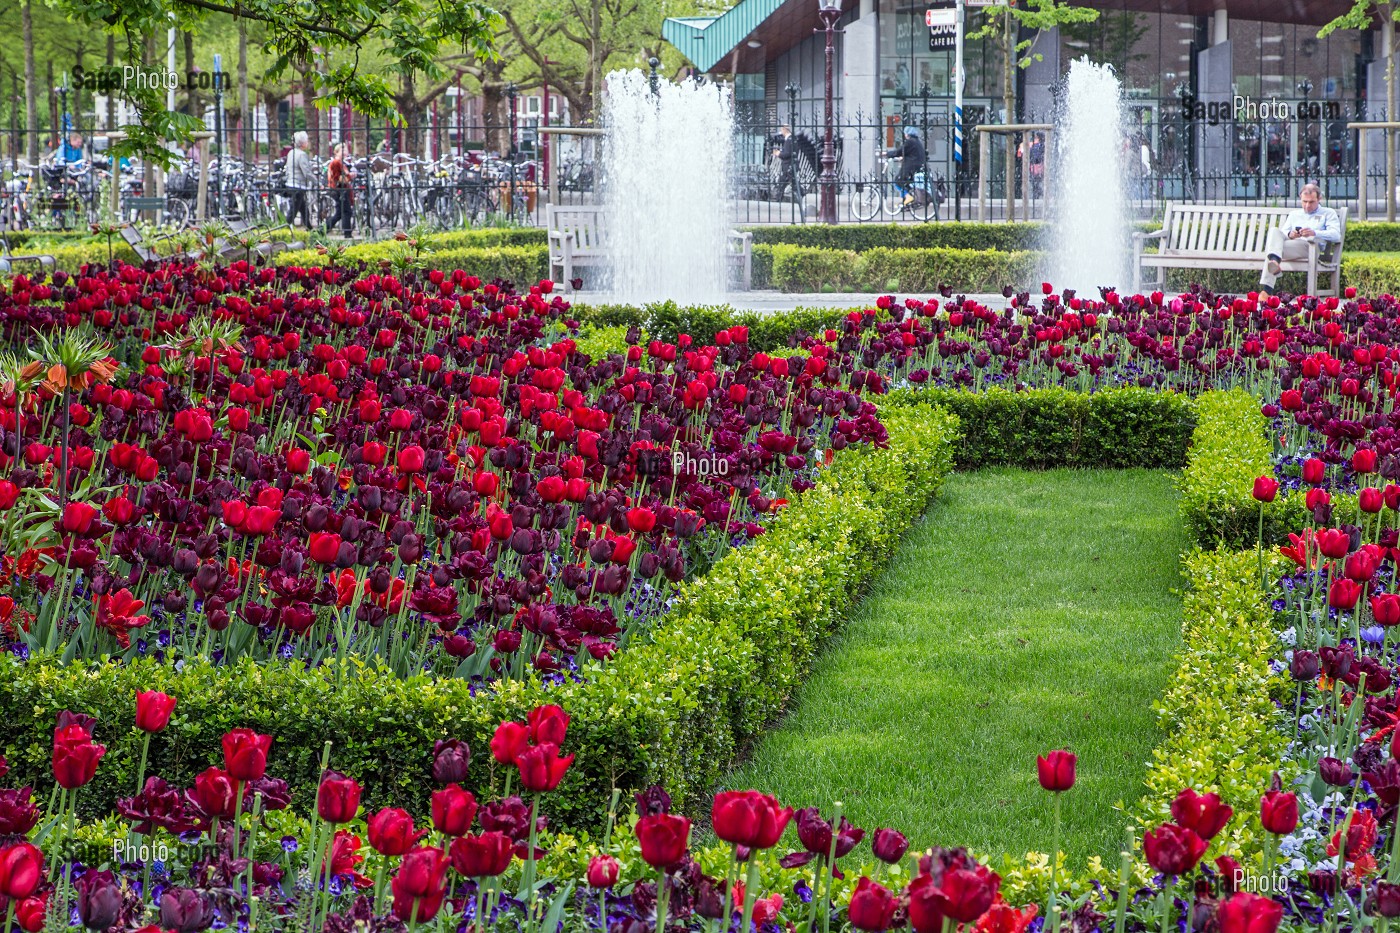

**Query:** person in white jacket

left=1259, top=183, right=1342, bottom=294
left=285, top=131, right=314, bottom=229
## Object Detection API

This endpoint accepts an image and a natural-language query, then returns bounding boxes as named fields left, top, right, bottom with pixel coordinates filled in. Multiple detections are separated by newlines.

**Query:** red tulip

left=316, top=770, right=362, bottom=823
left=1251, top=476, right=1278, bottom=503
left=135, top=691, right=176, bottom=732
left=941, top=865, right=1000, bottom=923
left=390, top=846, right=450, bottom=922
left=1216, top=892, right=1283, bottom=933
left=586, top=854, right=620, bottom=888
left=1317, top=528, right=1350, bottom=559
left=635, top=812, right=691, bottom=868
left=1374, top=593, right=1400, bottom=627
left=60, top=501, right=99, bottom=535
left=189, top=766, right=240, bottom=820
left=1036, top=750, right=1076, bottom=792
left=711, top=790, right=794, bottom=849
left=1143, top=823, right=1209, bottom=875
left=448, top=831, right=513, bottom=877
left=368, top=808, right=425, bottom=856
left=285, top=448, right=311, bottom=475
left=397, top=445, right=426, bottom=473
left=0, top=480, right=18, bottom=510
left=1330, top=578, right=1362, bottom=611
left=848, top=877, right=898, bottom=931
left=907, top=872, right=950, bottom=933
left=308, top=532, right=342, bottom=565
left=515, top=743, right=573, bottom=792
left=871, top=828, right=909, bottom=864
left=1170, top=788, right=1233, bottom=840
left=431, top=784, right=478, bottom=836
left=626, top=507, right=657, bottom=533
left=1303, top=458, right=1326, bottom=485
left=1361, top=487, right=1385, bottom=514
left=1354, top=449, right=1379, bottom=474
left=526, top=705, right=569, bottom=746
left=0, top=841, right=43, bottom=899
left=14, top=895, right=45, bottom=933
left=490, top=721, right=529, bottom=765
left=1260, top=790, right=1299, bottom=835
left=53, top=723, right=105, bottom=789
left=221, top=728, right=273, bottom=781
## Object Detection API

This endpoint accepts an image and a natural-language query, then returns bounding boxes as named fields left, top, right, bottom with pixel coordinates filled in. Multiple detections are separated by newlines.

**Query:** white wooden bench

left=1132, top=203, right=1347, bottom=297
left=547, top=204, right=754, bottom=291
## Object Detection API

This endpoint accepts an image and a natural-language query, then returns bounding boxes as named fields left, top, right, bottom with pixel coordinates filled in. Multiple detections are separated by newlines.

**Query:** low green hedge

left=0, top=404, right=959, bottom=828
left=276, top=243, right=550, bottom=285
left=881, top=386, right=1195, bottom=470
left=744, top=222, right=1048, bottom=253
left=573, top=300, right=855, bottom=352
left=1135, top=547, right=1289, bottom=859
left=1178, top=388, right=1357, bottom=549
left=767, top=243, right=1038, bottom=293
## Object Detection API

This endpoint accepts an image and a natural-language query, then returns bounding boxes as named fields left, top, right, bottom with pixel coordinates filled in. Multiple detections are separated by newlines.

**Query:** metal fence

left=16, top=96, right=1400, bottom=232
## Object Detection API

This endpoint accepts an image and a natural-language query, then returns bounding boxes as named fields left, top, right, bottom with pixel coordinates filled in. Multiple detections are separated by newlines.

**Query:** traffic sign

left=926, top=8, right=956, bottom=26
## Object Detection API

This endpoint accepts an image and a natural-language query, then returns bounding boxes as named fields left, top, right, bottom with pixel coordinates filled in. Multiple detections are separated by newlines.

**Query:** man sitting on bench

left=1260, top=183, right=1342, bottom=295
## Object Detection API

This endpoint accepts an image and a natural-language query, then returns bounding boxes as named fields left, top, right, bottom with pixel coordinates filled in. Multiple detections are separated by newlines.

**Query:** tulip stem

left=1113, top=838, right=1132, bottom=933
left=2, top=901, right=12, bottom=933
left=738, top=855, right=760, bottom=933
left=656, top=864, right=674, bottom=933
left=1389, top=806, right=1400, bottom=883
left=1048, top=792, right=1062, bottom=933
left=1257, top=503, right=1266, bottom=587
left=523, top=795, right=540, bottom=933
left=135, top=731, right=152, bottom=794
left=1158, top=874, right=1174, bottom=933
left=232, top=779, right=246, bottom=862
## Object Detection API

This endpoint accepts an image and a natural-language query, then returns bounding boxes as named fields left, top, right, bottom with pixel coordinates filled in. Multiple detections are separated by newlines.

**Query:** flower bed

left=0, top=404, right=958, bottom=825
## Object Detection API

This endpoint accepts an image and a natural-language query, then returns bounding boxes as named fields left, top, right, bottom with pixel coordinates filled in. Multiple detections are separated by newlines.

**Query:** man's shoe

left=1266, top=259, right=1281, bottom=276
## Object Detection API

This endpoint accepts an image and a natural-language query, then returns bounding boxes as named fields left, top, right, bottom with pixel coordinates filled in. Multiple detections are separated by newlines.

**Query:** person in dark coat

left=886, top=125, right=926, bottom=206
left=773, top=125, right=802, bottom=203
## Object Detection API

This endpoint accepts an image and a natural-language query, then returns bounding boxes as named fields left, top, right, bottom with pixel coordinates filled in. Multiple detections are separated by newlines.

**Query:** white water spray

left=1048, top=58, right=1129, bottom=294
left=602, top=69, right=733, bottom=304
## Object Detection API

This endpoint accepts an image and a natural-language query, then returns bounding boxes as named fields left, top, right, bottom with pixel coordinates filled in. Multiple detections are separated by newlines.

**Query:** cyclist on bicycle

left=885, top=125, right=926, bottom=207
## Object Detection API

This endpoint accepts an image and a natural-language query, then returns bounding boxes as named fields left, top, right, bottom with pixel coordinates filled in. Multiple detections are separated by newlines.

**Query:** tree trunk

left=22, top=0, right=36, bottom=163
left=265, top=90, right=282, bottom=156
left=184, top=31, right=199, bottom=119
left=1387, top=8, right=1396, bottom=222
left=302, top=67, right=320, bottom=156
left=1003, top=13, right=1016, bottom=222
left=480, top=80, right=507, bottom=155
left=105, top=34, right=115, bottom=130
left=46, top=59, right=57, bottom=150
left=237, top=23, right=249, bottom=157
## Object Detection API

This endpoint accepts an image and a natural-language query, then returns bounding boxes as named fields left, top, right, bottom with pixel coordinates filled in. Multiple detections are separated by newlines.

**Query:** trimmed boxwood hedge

left=572, top=300, right=853, bottom=352
left=1178, top=388, right=1357, bottom=549
left=0, top=404, right=960, bottom=829
left=1134, top=547, right=1290, bottom=859
left=880, top=386, right=1196, bottom=470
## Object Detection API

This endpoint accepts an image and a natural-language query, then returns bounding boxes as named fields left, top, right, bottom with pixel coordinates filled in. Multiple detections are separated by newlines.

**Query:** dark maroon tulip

left=316, top=770, right=362, bottom=824
left=1289, top=650, right=1320, bottom=681
left=1320, top=756, right=1355, bottom=787
left=1143, top=823, right=1209, bottom=875
left=1170, top=788, right=1233, bottom=840
left=432, top=739, right=471, bottom=785
left=76, top=869, right=122, bottom=931
left=160, top=887, right=215, bottom=933
left=1260, top=790, right=1299, bottom=835
left=871, top=828, right=909, bottom=864
left=635, top=812, right=691, bottom=868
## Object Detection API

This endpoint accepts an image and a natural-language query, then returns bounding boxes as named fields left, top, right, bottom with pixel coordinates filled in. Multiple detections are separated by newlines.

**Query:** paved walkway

left=575, top=291, right=1010, bottom=313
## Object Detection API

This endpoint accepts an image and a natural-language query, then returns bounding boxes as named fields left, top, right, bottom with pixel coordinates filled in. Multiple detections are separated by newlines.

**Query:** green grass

left=724, top=468, right=1186, bottom=864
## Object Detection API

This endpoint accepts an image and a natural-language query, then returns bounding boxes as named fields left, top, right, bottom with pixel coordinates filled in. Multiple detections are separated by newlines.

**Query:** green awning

left=662, top=0, right=788, bottom=73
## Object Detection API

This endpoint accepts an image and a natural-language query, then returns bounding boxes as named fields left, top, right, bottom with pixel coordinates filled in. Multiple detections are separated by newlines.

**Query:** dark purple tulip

left=1289, top=650, right=1320, bottom=681
left=432, top=739, right=471, bottom=785
left=76, top=869, right=122, bottom=930
left=872, top=828, right=909, bottom=864
left=160, top=887, right=215, bottom=933
left=1320, top=756, right=1355, bottom=787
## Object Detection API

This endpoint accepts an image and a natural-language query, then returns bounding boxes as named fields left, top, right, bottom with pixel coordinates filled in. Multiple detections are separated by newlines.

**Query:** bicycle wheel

left=164, top=198, right=192, bottom=229
left=850, top=181, right=881, bottom=222
left=434, top=194, right=463, bottom=230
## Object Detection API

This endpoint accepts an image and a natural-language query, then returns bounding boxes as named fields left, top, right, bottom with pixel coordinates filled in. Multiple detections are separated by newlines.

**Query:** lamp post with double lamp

left=1297, top=77, right=1313, bottom=192
left=506, top=82, right=519, bottom=221
left=815, top=0, right=842, bottom=224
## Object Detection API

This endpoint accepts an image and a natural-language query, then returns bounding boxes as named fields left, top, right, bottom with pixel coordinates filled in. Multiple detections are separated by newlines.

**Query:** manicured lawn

left=724, top=468, right=1185, bottom=864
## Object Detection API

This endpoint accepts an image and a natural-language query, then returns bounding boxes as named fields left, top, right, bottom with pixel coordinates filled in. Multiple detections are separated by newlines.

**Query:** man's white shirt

left=1279, top=205, right=1342, bottom=245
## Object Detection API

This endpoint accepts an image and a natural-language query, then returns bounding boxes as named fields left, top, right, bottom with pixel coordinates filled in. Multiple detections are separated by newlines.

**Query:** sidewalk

left=573, top=290, right=1009, bottom=313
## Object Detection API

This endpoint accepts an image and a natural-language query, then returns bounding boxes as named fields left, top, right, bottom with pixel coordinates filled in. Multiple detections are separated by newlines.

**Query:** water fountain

left=601, top=68, right=734, bottom=304
left=1047, top=58, right=1129, bottom=294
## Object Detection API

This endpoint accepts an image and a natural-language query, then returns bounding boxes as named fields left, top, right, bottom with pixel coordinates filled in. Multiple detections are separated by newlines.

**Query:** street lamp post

left=1297, top=78, right=1313, bottom=190
left=815, top=0, right=842, bottom=224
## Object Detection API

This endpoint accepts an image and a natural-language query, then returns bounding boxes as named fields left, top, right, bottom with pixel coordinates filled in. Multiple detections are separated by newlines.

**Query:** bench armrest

left=1133, top=228, right=1167, bottom=243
